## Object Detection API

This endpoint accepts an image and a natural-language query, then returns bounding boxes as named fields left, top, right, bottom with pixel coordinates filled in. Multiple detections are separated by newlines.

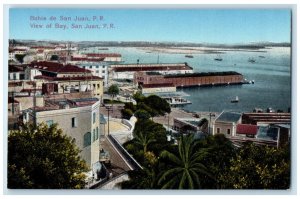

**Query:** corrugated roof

left=216, top=111, right=241, bottom=123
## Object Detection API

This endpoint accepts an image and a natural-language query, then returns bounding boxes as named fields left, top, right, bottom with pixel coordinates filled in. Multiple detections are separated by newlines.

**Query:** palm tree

left=133, top=131, right=156, bottom=153
left=158, top=134, right=213, bottom=189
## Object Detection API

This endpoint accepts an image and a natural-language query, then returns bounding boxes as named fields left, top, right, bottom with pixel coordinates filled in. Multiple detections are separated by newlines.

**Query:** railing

left=107, top=134, right=142, bottom=170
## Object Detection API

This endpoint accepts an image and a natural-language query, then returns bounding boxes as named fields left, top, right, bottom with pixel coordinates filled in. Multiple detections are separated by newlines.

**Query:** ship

left=185, top=55, right=194, bottom=58
left=248, top=57, right=256, bottom=63
left=214, top=54, right=223, bottom=61
left=231, top=96, right=239, bottom=103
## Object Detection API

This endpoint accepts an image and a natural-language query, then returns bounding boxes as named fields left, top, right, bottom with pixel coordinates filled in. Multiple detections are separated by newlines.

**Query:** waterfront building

left=113, top=63, right=193, bottom=80
left=23, top=97, right=101, bottom=168
left=85, top=53, right=122, bottom=62
left=135, top=71, right=245, bottom=88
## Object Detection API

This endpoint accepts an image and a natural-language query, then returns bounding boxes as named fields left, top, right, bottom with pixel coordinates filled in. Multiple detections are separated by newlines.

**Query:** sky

left=9, top=8, right=291, bottom=44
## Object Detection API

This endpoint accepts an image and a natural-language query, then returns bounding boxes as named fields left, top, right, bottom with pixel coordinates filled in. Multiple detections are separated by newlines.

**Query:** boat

left=231, top=96, right=239, bottom=103
left=214, top=54, right=223, bottom=61
left=248, top=57, right=256, bottom=63
left=185, top=55, right=194, bottom=58
left=98, top=48, right=109, bottom=50
left=165, top=96, right=192, bottom=107
left=258, top=55, right=265, bottom=58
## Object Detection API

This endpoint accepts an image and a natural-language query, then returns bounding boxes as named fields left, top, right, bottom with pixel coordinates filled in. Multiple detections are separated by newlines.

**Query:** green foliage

left=134, top=109, right=151, bottom=120
left=144, top=95, right=171, bottom=114
left=50, top=55, right=59, bottom=61
left=108, top=84, right=119, bottom=98
left=220, top=142, right=290, bottom=189
left=121, top=108, right=134, bottom=120
left=158, top=134, right=213, bottom=189
left=196, top=134, right=236, bottom=188
left=8, top=123, right=88, bottom=189
left=15, top=54, right=26, bottom=63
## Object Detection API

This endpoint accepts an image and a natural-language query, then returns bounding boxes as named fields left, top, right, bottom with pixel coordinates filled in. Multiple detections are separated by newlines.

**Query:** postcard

left=5, top=6, right=293, bottom=192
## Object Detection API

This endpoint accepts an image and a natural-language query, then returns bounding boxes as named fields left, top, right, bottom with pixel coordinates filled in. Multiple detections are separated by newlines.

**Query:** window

left=46, top=120, right=53, bottom=127
left=13, top=73, right=16, bottom=80
left=92, top=129, right=95, bottom=142
left=71, top=117, right=77, bottom=128
left=227, top=129, right=231, bottom=135
left=102, top=70, right=105, bottom=73
left=217, top=128, right=220, bottom=134
left=96, top=65, right=99, bottom=68
left=89, top=66, right=92, bottom=69
left=96, top=70, right=99, bottom=73
left=82, top=66, right=85, bottom=69
left=93, top=112, right=96, bottom=124
left=83, top=132, right=91, bottom=147
left=97, top=84, right=100, bottom=89
left=96, top=127, right=99, bottom=140
left=102, top=65, right=105, bottom=68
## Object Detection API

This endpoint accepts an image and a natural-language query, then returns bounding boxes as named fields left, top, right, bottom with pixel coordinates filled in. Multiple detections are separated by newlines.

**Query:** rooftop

left=30, top=61, right=91, bottom=74
left=112, top=63, right=193, bottom=72
left=33, top=98, right=99, bottom=112
left=164, top=71, right=242, bottom=78
left=85, top=53, right=121, bottom=58
left=215, top=111, right=241, bottom=123
left=34, top=75, right=103, bottom=81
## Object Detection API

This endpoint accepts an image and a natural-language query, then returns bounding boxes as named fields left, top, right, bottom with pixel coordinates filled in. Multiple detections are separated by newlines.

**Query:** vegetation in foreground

left=8, top=123, right=88, bottom=189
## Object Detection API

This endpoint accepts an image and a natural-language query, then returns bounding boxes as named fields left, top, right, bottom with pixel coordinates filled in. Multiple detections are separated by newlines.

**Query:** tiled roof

left=34, top=75, right=103, bottom=81
left=30, top=61, right=91, bottom=73
left=216, top=111, right=241, bottom=123
left=236, top=124, right=258, bottom=135
left=71, top=57, right=105, bottom=62
left=9, top=65, right=25, bottom=72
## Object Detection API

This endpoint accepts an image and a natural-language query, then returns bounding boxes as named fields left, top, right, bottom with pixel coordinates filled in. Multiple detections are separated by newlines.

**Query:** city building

left=28, top=61, right=104, bottom=99
left=112, top=63, right=193, bottom=80
left=23, top=97, right=101, bottom=168
left=8, top=65, right=26, bottom=80
left=135, top=71, right=245, bottom=88
left=77, top=62, right=109, bottom=87
left=213, top=111, right=242, bottom=137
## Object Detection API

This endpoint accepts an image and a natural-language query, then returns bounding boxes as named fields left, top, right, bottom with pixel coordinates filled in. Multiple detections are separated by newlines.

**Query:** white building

left=23, top=98, right=101, bottom=168
left=77, top=62, right=109, bottom=87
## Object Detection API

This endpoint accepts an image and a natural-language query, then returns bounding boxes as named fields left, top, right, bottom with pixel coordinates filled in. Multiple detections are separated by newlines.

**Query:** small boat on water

left=231, top=96, right=239, bottom=103
left=248, top=57, right=256, bottom=63
left=214, top=54, right=223, bottom=61
left=98, top=48, right=109, bottom=50
left=185, top=55, right=194, bottom=58
left=259, top=55, right=265, bottom=58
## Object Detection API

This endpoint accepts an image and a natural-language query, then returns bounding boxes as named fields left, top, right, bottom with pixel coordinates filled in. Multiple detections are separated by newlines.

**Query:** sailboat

left=214, top=54, right=223, bottom=61
left=231, top=96, right=239, bottom=103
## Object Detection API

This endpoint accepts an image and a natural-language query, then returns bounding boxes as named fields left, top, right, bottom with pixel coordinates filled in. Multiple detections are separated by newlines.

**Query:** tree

left=158, top=134, right=213, bottom=189
left=121, top=108, right=134, bottom=120
left=134, top=109, right=151, bottom=121
left=133, top=131, right=156, bottom=154
left=8, top=123, right=88, bottom=189
left=220, top=142, right=290, bottom=189
left=50, top=55, right=59, bottom=61
left=15, top=54, right=26, bottom=63
left=108, top=84, right=119, bottom=99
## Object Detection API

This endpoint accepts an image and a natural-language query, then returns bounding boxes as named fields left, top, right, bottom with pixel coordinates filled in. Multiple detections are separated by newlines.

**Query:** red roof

left=30, top=61, right=91, bottom=73
left=8, top=97, right=19, bottom=104
left=85, top=53, right=121, bottom=58
left=71, top=57, right=105, bottom=62
left=34, top=75, right=103, bottom=81
left=142, top=83, right=174, bottom=88
left=236, top=124, right=258, bottom=135
left=9, top=65, right=26, bottom=72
